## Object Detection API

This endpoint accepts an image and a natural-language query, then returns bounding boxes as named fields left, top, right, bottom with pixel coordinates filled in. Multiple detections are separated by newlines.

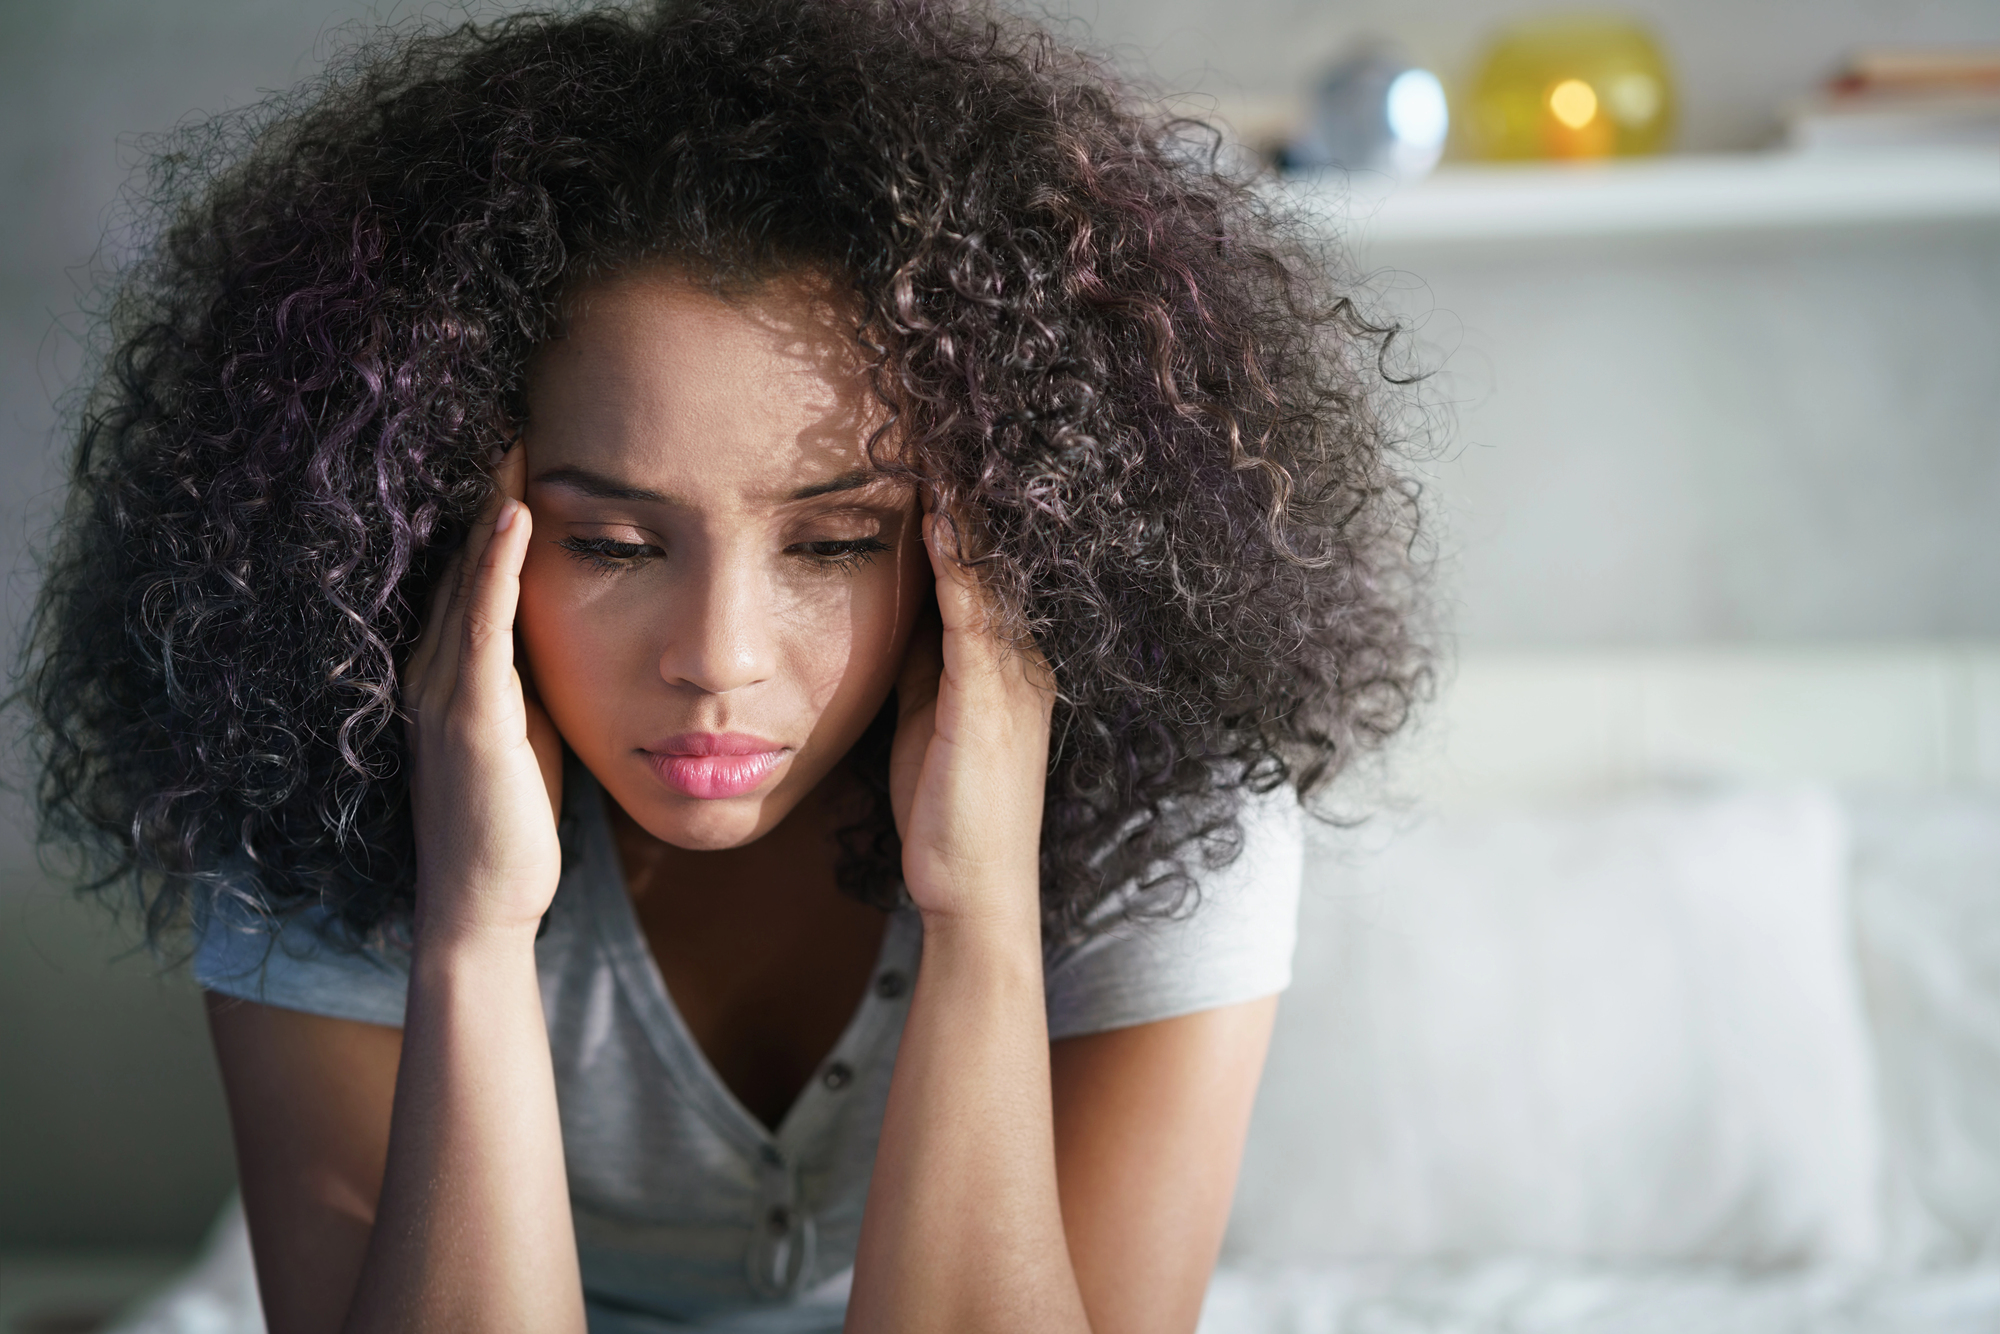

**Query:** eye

left=556, top=535, right=660, bottom=571
left=792, top=537, right=890, bottom=570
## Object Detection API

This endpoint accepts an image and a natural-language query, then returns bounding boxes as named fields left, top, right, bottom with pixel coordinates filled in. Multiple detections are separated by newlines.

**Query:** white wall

left=1370, top=221, right=2000, bottom=645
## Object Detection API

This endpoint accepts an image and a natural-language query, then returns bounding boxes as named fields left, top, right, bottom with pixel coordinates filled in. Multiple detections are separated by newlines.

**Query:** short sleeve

left=192, top=886, right=411, bottom=1028
left=1042, top=786, right=1304, bottom=1041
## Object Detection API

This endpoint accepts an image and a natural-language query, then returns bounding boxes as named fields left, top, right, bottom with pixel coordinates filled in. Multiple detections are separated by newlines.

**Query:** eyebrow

left=532, top=465, right=672, bottom=504
left=787, top=469, right=879, bottom=501
left=532, top=465, right=883, bottom=505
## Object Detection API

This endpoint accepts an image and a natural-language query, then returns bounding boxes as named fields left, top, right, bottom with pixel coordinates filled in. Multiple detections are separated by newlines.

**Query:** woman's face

left=517, top=267, right=928, bottom=851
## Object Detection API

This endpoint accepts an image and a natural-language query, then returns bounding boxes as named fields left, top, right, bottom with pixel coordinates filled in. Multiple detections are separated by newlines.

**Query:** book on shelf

left=1786, top=46, right=2000, bottom=150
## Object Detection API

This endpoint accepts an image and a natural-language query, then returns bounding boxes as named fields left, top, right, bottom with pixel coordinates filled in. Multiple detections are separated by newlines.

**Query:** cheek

left=775, top=577, right=889, bottom=711
left=516, top=549, right=635, bottom=727
left=782, top=551, right=924, bottom=725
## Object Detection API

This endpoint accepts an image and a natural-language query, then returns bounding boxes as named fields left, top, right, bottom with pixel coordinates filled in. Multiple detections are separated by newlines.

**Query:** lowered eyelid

left=787, top=525, right=893, bottom=551
left=549, top=514, right=663, bottom=540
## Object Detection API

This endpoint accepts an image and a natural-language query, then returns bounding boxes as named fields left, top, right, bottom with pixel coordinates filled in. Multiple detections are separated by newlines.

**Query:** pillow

left=1227, top=788, right=1883, bottom=1266
left=1847, top=791, right=2000, bottom=1268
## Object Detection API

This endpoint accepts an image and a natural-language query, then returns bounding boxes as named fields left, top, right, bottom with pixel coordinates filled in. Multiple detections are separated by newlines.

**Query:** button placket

left=747, top=1138, right=814, bottom=1297
left=740, top=916, right=917, bottom=1300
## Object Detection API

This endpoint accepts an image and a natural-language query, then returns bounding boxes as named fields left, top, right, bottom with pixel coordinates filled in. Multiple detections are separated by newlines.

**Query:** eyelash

left=555, top=536, right=659, bottom=571
left=797, top=537, right=890, bottom=570
left=553, top=535, right=889, bottom=573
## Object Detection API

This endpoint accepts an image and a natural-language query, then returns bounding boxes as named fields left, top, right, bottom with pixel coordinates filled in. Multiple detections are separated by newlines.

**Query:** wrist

left=903, top=852, right=1042, bottom=936
left=412, top=892, right=546, bottom=964
left=915, top=897, right=1044, bottom=981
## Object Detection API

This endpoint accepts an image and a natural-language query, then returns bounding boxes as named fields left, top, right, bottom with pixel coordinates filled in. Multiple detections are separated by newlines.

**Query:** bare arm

left=1051, top=997, right=1279, bottom=1334
left=339, top=927, right=577, bottom=1334
left=846, top=516, right=1278, bottom=1332
left=207, top=936, right=577, bottom=1334
left=205, top=998, right=398, bottom=1334
left=847, top=928, right=1277, bottom=1334
left=209, top=447, right=581, bottom=1333
left=845, top=511, right=1079, bottom=1331
left=846, top=910, right=1087, bottom=1333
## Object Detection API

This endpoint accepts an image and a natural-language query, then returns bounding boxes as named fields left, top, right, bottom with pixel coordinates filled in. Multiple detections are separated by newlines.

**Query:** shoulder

left=1043, top=785, right=1304, bottom=1041
left=190, top=766, right=609, bottom=1025
left=192, top=881, right=414, bottom=1028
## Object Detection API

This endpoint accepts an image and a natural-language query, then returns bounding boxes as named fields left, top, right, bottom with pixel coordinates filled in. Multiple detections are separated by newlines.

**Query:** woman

left=23, top=2, right=1426, bottom=1330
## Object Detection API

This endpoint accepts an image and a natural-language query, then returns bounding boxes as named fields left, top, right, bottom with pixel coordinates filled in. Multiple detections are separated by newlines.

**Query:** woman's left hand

left=889, top=513, right=1056, bottom=931
left=856, top=517, right=1086, bottom=1334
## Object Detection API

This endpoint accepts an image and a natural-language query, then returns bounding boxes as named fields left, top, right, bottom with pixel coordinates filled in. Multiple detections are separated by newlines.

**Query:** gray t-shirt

left=193, top=772, right=1302, bottom=1333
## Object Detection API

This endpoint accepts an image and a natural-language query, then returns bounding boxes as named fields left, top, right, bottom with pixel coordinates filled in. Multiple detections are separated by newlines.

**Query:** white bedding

left=1199, top=1260, right=2000, bottom=1334
left=1231, top=789, right=1883, bottom=1267
left=115, top=1203, right=2000, bottom=1334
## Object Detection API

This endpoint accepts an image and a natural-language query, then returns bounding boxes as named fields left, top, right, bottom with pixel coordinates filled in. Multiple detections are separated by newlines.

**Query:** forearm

left=845, top=906, right=1091, bottom=1334
left=342, top=918, right=583, bottom=1334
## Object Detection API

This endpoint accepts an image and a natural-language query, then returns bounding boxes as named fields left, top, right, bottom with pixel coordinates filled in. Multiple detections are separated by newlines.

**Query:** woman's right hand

left=401, top=443, right=565, bottom=948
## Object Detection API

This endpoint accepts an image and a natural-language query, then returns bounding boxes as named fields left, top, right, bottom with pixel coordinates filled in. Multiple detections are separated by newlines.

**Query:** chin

left=633, top=791, right=788, bottom=852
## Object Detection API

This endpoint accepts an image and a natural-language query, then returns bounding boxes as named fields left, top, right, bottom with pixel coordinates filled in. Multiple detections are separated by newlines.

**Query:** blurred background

left=2, top=1, right=1997, bottom=1329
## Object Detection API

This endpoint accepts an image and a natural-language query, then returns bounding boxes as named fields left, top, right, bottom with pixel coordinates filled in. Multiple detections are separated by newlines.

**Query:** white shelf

left=1284, top=148, right=2000, bottom=245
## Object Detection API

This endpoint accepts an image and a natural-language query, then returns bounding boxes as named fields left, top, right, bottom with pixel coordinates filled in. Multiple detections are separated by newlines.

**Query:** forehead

left=523, top=267, right=882, bottom=498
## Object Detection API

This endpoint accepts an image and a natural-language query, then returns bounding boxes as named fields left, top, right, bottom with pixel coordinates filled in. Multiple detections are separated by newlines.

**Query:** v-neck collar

left=568, top=770, right=918, bottom=1160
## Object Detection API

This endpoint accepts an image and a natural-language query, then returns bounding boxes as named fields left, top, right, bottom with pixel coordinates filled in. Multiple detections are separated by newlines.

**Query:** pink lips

left=644, top=733, right=789, bottom=800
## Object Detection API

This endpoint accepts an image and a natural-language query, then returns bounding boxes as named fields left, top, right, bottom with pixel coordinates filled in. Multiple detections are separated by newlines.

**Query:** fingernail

left=495, top=499, right=518, bottom=532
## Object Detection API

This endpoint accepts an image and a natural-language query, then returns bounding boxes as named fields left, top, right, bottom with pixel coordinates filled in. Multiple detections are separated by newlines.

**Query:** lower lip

left=645, top=749, right=787, bottom=800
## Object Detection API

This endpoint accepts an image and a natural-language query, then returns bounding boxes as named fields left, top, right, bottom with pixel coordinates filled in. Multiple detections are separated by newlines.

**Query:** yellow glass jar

left=1467, top=15, right=1675, bottom=160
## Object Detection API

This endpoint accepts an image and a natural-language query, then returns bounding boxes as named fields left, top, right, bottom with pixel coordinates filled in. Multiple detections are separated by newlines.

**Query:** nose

left=658, top=548, right=775, bottom=695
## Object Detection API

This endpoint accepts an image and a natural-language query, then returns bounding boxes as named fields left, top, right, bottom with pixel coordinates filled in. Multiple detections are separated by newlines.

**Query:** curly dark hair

left=21, top=0, right=1428, bottom=948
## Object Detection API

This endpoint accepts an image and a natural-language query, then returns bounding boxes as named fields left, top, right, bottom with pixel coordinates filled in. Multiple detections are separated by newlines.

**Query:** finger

left=496, top=434, right=528, bottom=505
left=403, top=545, right=463, bottom=696
left=925, top=513, right=1049, bottom=697
left=414, top=444, right=524, bottom=698
left=448, top=457, right=513, bottom=616
left=924, top=511, right=1007, bottom=674
left=457, top=496, right=533, bottom=723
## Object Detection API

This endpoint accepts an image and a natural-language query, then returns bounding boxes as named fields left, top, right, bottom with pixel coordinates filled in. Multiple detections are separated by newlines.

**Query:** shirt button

left=822, top=1061, right=854, bottom=1091
left=874, top=970, right=908, bottom=1000
left=759, top=1144, right=785, bottom=1168
left=766, top=1205, right=792, bottom=1234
